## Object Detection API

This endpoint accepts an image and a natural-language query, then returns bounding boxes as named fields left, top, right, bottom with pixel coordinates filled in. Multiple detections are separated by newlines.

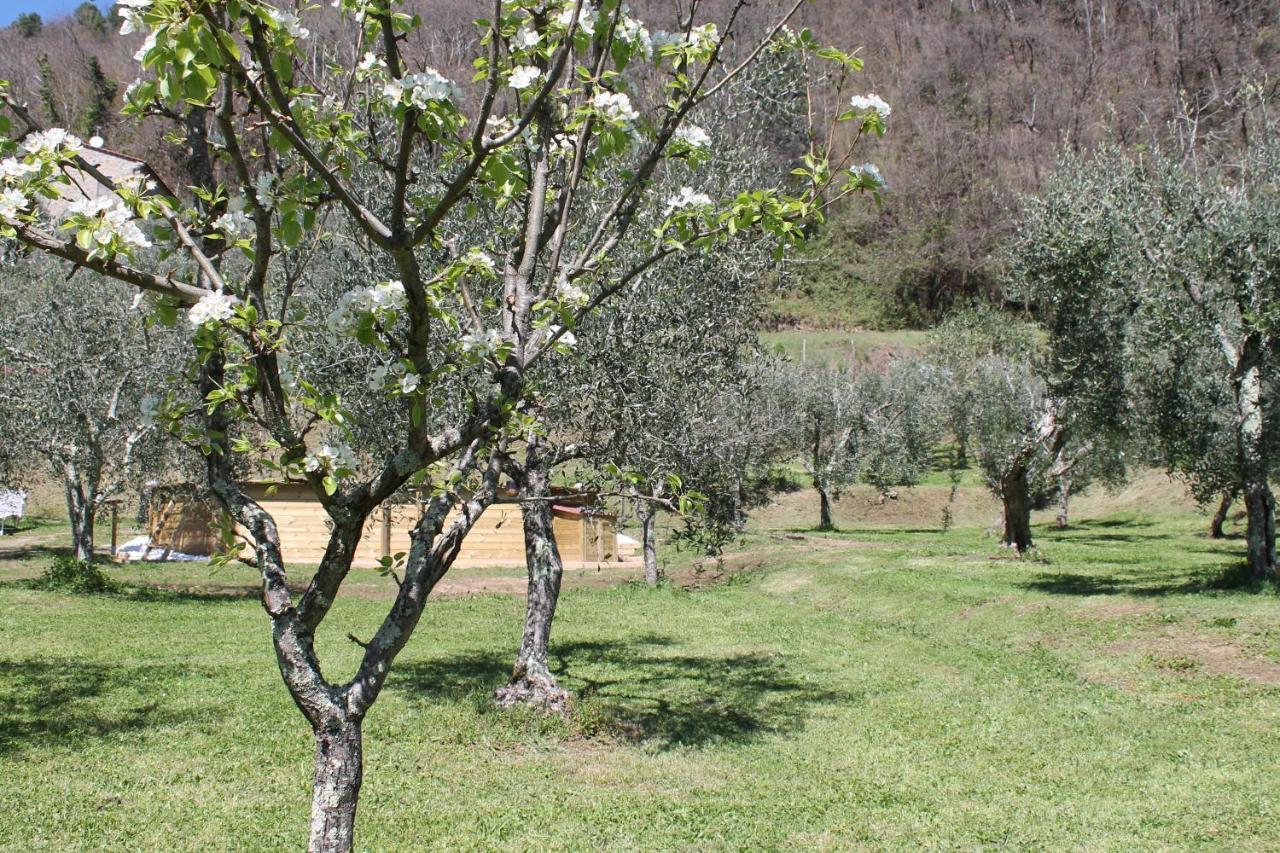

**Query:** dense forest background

left=3, top=0, right=1277, bottom=327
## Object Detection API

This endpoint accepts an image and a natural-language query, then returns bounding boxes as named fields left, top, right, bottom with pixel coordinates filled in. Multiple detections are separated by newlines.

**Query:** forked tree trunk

left=1235, top=349, right=1277, bottom=580
left=1210, top=489, right=1236, bottom=539
left=496, top=461, right=569, bottom=711
left=816, top=484, right=834, bottom=531
left=64, top=466, right=96, bottom=562
left=308, top=720, right=362, bottom=853
left=639, top=502, right=660, bottom=586
left=1001, top=467, right=1033, bottom=552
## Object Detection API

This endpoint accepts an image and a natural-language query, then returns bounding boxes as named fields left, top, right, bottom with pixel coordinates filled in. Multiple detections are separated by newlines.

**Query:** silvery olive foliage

left=787, top=357, right=942, bottom=531
left=0, top=1, right=883, bottom=847
left=0, top=253, right=188, bottom=560
left=928, top=307, right=1112, bottom=551
left=1010, top=127, right=1280, bottom=576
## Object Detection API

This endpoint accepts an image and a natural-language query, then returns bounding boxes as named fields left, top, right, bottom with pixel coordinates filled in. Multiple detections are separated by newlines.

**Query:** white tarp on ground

left=116, top=535, right=207, bottom=563
left=0, top=489, right=25, bottom=533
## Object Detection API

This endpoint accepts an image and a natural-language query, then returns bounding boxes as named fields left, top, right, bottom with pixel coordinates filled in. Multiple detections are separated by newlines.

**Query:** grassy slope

left=3, top=478, right=1280, bottom=850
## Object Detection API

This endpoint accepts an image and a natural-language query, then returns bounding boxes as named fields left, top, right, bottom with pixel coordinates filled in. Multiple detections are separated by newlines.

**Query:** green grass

left=3, top=504, right=1280, bottom=849
left=760, top=328, right=928, bottom=368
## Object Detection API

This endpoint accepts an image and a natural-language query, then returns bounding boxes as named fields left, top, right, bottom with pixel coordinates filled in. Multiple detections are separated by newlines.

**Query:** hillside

left=5, top=2, right=1278, bottom=332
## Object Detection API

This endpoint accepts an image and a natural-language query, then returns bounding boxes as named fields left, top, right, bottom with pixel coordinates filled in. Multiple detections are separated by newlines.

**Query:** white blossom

left=674, top=124, right=710, bottom=150
left=0, top=188, right=28, bottom=220
left=357, top=51, right=380, bottom=73
left=509, top=65, right=543, bottom=91
left=367, top=364, right=389, bottom=392
left=133, top=31, right=157, bottom=62
left=398, top=69, right=460, bottom=108
left=327, top=280, right=407, bottom=336
left=617, top=11, right=652, bottom=59
left=116, top=0, right=150, bottom=35
left=459, top=249, right=493, bottom=276
left=689, top=23, right=719, bottom=51
left=266, top=7, right=310, bottom=39
left=666, top=186, right=713, bottom=213
left=851, top=162, right=885, bottom=187
left=212, top=209, right=253, bottom=237
left=548, top=325, right=577, bottom=348
left=460, top=328, right=505, bottom=356
left=22, top=128, right=83, bottom=157
left=0, top=158, right=37, bottom=184
left=399, top=372, right=421, bottom=394
left=556, top=1, right=598, bottom=36
left=592, top=91, right=639, bottom=129
left=512, top=26, right=540, bottom=50
left=305, top=444, right=355, bottom=475
left=555, top=276, right=589, bottom=306
left=849, top=93, right=892, bottom=120
left=64, top=196, right=151, bottom=251
left=188, top=290, right=238, bottom=326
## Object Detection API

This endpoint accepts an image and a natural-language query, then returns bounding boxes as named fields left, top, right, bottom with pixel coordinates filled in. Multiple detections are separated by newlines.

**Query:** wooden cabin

left=147, top=482, right=620, bottom=567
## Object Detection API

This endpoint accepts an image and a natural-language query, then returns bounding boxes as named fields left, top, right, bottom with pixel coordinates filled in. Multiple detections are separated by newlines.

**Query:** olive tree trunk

left=1001, top=466, right=1033, bottom=552
left=816, top=483, right=835, bottom=531
left=1234, top=348, right=1277, bottom=580
left=1210, top=488, right=1236, bottom=539
left=1055, top=477, right=1072, bottom=530
left=639, top=502, right=660, bottom=586
left=496, top=457, right=569, bottom=711
left=63, top=463, right=96, bottom=562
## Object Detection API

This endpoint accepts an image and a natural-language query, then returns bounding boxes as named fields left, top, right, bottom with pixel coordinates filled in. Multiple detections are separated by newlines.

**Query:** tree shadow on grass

left=392, top=633, right=844, bottom=750
left=0, top=660, right=190, bottom=755
left=1020, top=559, right=1270, bottom=598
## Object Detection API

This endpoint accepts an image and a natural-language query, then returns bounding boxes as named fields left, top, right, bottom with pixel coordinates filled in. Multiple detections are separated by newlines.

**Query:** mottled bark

left=1001, top=466, right=1033, bottom=552
left=1234, top=347, right=1276, bottom=580
left=1055, top=477, right=1071, bottom=530
left=816, top=484, right=834, bottom=531
left=639, top=502, right=660, bottom=586
left=308, top=721, right=362, bottom=853
left=63, top=464, right=95, bottom=562
left=496, top=455, right=569, bottom=711
left=1210, top=489, right=1236, bottom=539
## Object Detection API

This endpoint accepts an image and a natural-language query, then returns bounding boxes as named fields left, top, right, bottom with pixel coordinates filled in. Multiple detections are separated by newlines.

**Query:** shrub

left=37, top=556, right=118, bottom=594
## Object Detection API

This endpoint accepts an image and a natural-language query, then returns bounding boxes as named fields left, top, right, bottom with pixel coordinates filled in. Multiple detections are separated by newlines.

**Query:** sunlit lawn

left=2, top=505, right=1279, bottom=849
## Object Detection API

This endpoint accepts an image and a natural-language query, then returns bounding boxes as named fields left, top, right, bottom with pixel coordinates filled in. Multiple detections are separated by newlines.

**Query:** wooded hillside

left=4, top=0, right=1276, bottom=326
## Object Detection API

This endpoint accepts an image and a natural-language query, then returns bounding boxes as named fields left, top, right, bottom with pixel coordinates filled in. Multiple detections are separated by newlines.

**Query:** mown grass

left=2, top=505, right=1279, bottom=849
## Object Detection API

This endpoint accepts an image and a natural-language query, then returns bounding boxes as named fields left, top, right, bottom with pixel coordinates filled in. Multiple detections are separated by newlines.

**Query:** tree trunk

left=308, top=720, right=362, bottom=853
left=1235, top=350, right=1276, bottom=580
left=63, top=466, right=95, bottom=562
left=1055, top=477, right=1072, bottom=529
left=1210, top=489, right=1236, bottom=539
left=816, top=484, right=834, bottom=531
left=639, top=503, right=660, bottom=586
left=1001, top=468, right=1033, bottom=552
left=495, top=461, right=570, bottom=712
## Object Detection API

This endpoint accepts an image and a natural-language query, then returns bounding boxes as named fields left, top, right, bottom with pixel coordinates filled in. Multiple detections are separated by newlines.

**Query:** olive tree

left=0, top=1, right=874, bottom=847
left=1011, top=135, right=1280, bottom=578
left=0, top=255, right=182, bottom=559
left=928, top=308, right=1111, bottom=552
left=790, top=358, right=942, bottom=531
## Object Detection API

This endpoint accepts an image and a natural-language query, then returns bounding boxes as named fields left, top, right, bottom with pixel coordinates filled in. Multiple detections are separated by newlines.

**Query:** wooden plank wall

left=152, top=483, right=619, bottom=566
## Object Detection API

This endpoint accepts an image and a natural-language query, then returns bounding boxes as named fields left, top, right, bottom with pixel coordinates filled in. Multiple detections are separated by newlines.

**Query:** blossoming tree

left=0, top=1, right=884, bottom=848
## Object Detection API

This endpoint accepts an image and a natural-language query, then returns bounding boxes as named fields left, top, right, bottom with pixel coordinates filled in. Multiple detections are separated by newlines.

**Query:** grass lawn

left=3, top=500, right=1280, bottom=849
